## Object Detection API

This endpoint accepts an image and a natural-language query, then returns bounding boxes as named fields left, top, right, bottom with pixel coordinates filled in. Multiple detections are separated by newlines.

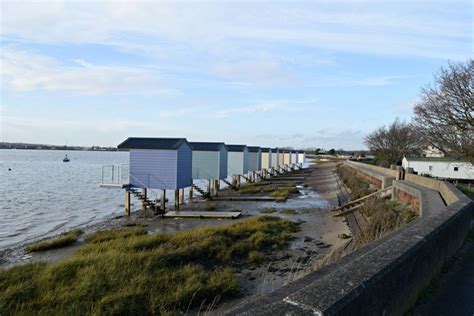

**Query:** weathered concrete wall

left=226, top=164, right=473, bottom=316
left=346, top=160, right=399, bottom=177
left=343, top=161, right=395, bottom=189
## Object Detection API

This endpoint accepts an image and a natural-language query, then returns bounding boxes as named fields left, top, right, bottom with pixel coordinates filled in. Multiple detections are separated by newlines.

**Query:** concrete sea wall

left=226, top=161, right=473, bottom=315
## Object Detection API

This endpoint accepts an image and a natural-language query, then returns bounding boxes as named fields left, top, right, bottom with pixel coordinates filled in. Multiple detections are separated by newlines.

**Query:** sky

left=0, top=1, right=472, bottom=150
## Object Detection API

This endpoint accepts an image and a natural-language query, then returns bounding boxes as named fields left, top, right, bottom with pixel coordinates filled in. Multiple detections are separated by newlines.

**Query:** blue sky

left=1, top=1, right=472, bottom=150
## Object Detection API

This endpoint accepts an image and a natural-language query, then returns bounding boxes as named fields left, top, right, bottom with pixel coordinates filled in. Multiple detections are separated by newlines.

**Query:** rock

left=304, top=236, right=315, bottom=242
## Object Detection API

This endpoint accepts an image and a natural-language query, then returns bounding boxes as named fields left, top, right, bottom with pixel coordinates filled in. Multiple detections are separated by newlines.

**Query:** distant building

left=402, top=157, right=474, bottom=180
left=422, top=146, right=445, bottom=158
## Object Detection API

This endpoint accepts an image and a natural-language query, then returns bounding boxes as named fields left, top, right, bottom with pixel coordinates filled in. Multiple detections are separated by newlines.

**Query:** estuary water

left=0, top=149, right=128, bottom=249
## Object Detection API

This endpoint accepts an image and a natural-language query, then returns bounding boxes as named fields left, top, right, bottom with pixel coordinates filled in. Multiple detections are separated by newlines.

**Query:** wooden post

left=189, top=185, right=194, bottom=200
left=179, top=188, right=185, bottom=204
left=125, top=190, right=131, bottom=216
left=141, top=188, right=147, bottom=211
left=174, top=189, right=179, bottom=210
left=161, top=189, right=166, bottom=211
left=215, top=179, right=220, bottom=196
left=208, top=179, right=212, bottom=194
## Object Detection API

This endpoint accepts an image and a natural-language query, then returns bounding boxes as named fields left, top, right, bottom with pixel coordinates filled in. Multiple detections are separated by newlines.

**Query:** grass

left=237, top=181, right=299, bottom=200
left=456, top=183, right=474, bottom=199
left=279, top=209, right=298, bottom=215
left=25, top=230, right=82, bottom=253
left=336, top=164, right=374, bottom=199
left=85, top=227, right=148, bottom=244
left=1, top=216, right=299, bottom=315
left=356, top=197, right=418, bottom=246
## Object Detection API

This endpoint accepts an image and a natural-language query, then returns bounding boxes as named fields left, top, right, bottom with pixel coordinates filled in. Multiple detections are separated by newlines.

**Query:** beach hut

left=298, top=150, right=306, bottom=165
left=189, top=142, right=228, bottom=196
left=283, top=150, right=290, bottom=166
left=227, top=145, right=249, bottom=184
left=291, top=151, right=298, bottom=166
left=247, top=146, right=262, bottom=181
left=117, top=137, right=192, bottom=212
left=271, top=148, right=279, bottom=168
left=278, top=149, right=285, bottom=170
left=260, top=147, right=272, bottom=177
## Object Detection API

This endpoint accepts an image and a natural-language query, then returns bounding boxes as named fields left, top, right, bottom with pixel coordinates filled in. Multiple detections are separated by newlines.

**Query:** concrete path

left=414, top=238, right=474, bottom=316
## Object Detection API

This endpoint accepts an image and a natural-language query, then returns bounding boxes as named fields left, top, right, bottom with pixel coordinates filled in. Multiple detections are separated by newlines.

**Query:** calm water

left=0, top=149, right=128, bottom=249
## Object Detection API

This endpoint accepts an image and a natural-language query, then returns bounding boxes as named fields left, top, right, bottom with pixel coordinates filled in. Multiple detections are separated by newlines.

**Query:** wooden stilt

left=208, top=179, right=212, bottom=194
left=161, top=189, right=166, bottom=211
left=141, top=188, right=147, bottom=211
left=179, top=188, right=185, bottom=204
left=174, top=190, right=179, bottom=210
left=189, top=185, right=194, bottom=200
left=125, top=190, right=131, bottom=216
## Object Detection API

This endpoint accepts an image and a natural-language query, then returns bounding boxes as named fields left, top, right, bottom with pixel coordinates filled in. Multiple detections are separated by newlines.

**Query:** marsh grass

left=25, top=230, right=82, bottom=253
left=279, top=209, right=298, bottom=215
left=85, top=226, right=148, bottom=243
left=356, top=197, right=418, bottom=246
left=1, top=217, right=299, bottom=315
left=238, top=181, right=298, bottom=200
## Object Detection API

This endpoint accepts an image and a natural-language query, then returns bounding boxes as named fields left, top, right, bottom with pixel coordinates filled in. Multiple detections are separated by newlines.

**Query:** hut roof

left=117, top=137, right=187, bottom=150
left=227, top=144, right=248, bottom=152
left=261, top=147, right=272, bottom=152
left=248, top=146, right=261, bottom=153
left=189, top=142, right=226, bottom=151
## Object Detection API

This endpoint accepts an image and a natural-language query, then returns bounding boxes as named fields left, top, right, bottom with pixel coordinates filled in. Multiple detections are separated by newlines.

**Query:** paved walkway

left=414, top=237, right=474, bottom=315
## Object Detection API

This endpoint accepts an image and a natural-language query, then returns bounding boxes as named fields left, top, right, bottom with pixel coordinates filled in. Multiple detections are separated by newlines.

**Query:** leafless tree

left=413, top=60, right=473, bottom=163
left=364, top=119, right=422, bottom=165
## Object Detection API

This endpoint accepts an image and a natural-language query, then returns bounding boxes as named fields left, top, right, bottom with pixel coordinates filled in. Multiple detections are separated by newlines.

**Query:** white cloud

left=1, top=1, right=470, bottom=60
left=1, top=49, right=169, bottom=95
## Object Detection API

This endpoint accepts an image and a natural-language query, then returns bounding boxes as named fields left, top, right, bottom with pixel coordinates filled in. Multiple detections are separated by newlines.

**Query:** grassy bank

left=25, top=230, right=83, bottom=253
left=336, top=164, right=374, bottom=199
left=238, top=181, right=299, bottom=201
left=0, top=216, right=299, bottom=314
left=356, top=197, right=418, bottom=246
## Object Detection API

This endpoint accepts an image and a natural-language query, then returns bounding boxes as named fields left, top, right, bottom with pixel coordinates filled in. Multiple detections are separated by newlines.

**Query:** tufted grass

left=1, top=217, right=299, bottom=315
left=357, top=197, right=418, bottom=246
left=25, top=230, right=83, bottom=253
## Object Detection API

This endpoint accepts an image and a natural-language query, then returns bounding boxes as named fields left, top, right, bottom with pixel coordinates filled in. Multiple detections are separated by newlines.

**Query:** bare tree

left=413, top=60, right=473, bottom=163
left=364, top=119, right=422, bottom=165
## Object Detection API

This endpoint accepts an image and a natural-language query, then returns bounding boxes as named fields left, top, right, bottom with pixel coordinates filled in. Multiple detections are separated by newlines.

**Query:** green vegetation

left=86, top=226, right=148, bottom=243
left=356, top=197, right=418, bottom=246
left=279, top=209, right=298, bottom=215
left=336, top=164, right=374, bottom=199
left=237, top=181, right=299, bottom=200
left=25, top=230, right=82, bottom=253
left=456, top=183, right=474, bottom=199
left=1, top=217, right=299, bottom=315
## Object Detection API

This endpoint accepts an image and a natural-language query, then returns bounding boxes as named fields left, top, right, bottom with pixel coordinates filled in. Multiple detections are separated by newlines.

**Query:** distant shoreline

left=0, top=142, right=118, bottom=151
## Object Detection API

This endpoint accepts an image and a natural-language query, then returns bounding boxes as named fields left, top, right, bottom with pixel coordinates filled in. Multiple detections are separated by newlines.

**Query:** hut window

left=454, top=167, right=459, bottom=171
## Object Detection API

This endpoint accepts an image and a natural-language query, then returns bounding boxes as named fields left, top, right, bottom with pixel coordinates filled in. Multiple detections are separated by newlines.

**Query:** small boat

left=63, top=154, right=70, bottom=162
